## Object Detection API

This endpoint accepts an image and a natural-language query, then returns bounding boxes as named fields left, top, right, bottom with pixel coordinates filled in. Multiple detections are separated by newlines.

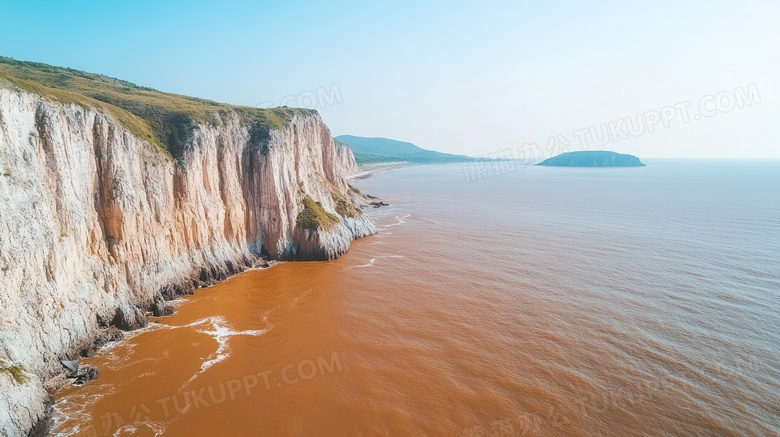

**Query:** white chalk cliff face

left=0, top=84, right=374, bottom=436
left=334, top=139, right=359, bottom=175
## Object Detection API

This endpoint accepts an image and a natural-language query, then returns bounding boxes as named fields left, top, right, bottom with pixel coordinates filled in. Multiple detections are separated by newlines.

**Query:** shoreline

left=35, top=177, right=388, bottom=436
left=348, top=161, right=415, bottom=180
left=36, top=257, right=284, bottom=436
left=39, top=214, right=385, bottom=434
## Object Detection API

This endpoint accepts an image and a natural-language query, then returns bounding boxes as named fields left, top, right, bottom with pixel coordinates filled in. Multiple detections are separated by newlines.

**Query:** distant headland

left=334, top=135, right=468, bottom=166
left=538, top=151, right=645, bottom=167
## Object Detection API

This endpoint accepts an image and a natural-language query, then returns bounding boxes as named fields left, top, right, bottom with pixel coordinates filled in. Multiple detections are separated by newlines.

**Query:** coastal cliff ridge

left=0, top=58, right=375, bottom=436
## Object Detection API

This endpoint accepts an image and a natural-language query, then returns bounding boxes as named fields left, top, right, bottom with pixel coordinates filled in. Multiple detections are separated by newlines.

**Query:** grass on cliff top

left=296, top=196, right=340, bottom=231
left=0, top=57, right=316, bottom=158
left=0, top=360, right=29, bottom=385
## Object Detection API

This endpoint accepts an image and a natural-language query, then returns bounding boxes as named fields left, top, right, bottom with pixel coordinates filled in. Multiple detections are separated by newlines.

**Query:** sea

left=50, top=160, right=780, bottom=436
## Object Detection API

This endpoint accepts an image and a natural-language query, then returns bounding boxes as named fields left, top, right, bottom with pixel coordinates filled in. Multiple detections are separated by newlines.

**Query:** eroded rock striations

left=0, top=82, right=374, bottom=436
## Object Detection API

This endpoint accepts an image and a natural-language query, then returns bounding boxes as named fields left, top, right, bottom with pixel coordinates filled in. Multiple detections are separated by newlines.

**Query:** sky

left=0, top=0, right=778, bottom=158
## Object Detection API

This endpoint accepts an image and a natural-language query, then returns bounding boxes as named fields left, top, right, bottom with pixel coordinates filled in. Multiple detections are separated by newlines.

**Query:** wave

left=179, top=317, right=269, bottom=387
left=49, top=385, right=119, bottom=436
left=352, top=258, right=376, bottom=268
left=349, top=255, right=405, bottom=269
left=382, top=213, right=410, bottom=229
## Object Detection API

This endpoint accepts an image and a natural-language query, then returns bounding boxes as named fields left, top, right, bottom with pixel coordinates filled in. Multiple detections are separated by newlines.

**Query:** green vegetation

left=348, top=185, right=362, bottom=195
left=296, top=196, right=340, bottom=231
left=537, top=151, right=646, bottom=167
left=0, top=360, right=29, bottom=384
left=332, top=192, right=359, bottom=218
left=335, top=135, right=469, bottom=165
left=0, top=57, right=316, bottom=159
left=2, top=170, right=10, bottom=177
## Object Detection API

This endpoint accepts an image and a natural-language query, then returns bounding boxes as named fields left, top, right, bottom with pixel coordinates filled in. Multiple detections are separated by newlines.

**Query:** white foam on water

left=49, top=385, right=118, bottom=436
left=178, top=316, right=268, bottom=386
left=199, top=322, right=231, bottom=372
left=113, top=425, right=137, bottom=436
left=350, top=254, right=405, bottom=269
left=145, top=421, right=168, bottom=436
left=382, top=213, right=410, bottom=229
left=52, top=315, right=271, bottom=435
left=352, top=258, right=376, bottom=268
left=95, top=321, right=177, bottom=364
left=116, top=421, right=167, bottom=437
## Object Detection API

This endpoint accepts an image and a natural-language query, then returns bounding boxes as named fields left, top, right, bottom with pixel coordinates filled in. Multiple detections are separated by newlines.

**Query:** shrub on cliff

left=333, top=193, right=359, bottom=218
left=296, top=196, right=339, bottom=231
left=0, top=360, right=29, bottom=385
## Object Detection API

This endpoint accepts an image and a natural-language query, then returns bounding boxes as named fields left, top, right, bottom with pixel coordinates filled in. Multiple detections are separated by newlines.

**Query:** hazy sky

left=1, top=0, right=778, bottom=158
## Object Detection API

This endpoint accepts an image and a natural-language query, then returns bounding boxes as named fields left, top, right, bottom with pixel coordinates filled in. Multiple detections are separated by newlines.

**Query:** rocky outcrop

left=151, top=298, right=174, bottom=317
left=0, top=84, right=374, bottom=436
left=59, top=360, right=99, bottom=386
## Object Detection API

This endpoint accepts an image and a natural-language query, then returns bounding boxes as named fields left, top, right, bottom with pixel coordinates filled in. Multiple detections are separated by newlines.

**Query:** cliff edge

left=0, top=58, right=375, bottom=436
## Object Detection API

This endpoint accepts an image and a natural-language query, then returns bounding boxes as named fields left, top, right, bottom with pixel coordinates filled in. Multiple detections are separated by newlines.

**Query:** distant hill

left=335, top=135, right=468, bottom=165
left=538, top=151, right=645, bottom=167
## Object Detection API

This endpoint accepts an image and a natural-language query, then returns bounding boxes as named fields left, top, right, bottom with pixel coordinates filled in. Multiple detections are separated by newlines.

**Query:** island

left=537, top=151, right=645, bottom=167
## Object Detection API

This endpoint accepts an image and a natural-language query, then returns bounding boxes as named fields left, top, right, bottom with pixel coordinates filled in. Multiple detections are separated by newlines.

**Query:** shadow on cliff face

left=165, top=114, right=198, bottom=159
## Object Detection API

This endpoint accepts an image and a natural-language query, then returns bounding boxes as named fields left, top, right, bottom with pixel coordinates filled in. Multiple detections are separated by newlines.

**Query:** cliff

left=334, top=139, right=359, bottom=174
left=0, top=60, right=374, bottom=436
left=537, top=151, right=645, bottom=167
